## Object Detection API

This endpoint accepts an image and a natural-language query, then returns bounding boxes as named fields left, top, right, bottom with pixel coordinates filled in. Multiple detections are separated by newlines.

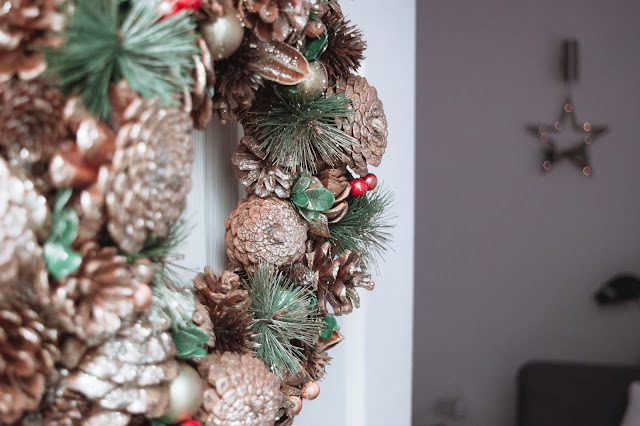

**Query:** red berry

left=159, top=0, right=201, bottom=18
left=364, top=173, right=378, bottom=190
left=180, top=421, right=202, bottom=426
left=350, top=178, right=368, bottom=197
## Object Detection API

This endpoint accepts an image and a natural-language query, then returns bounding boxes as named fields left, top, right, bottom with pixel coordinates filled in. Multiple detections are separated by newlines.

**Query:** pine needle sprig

left=47, top=0, right=197, bottom=119
left=246, top=263, right=323, bottom=377
left=328, top=186, right=394, bottom=269
left=249, top=88, right=359, bottom=172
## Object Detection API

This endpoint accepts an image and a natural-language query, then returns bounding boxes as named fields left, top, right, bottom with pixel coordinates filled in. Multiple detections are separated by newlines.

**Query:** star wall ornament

left=528, top=99, right=608, bottom=176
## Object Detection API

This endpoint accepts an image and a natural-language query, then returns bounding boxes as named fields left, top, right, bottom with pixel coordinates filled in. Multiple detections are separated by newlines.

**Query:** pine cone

left=232, top=136, right=293, bottom=199
left=329, top=75, right=388, bottom=175
left=0, top=0, right=64, bottom=83
left=0, top=157, right=50, bottom=301
left=0, top=299, right=60, bottom=424
left=190, top=37, right=216, bottom=129
left=105, top=85, right=194, bottom=253
left=225, top=196, right=308, bottom=268
left=320, top=1, right=366, bottom=81
left=240, top=0, right=312, bottom=42
left=317, top=169, right=350, bottom=223
left=65, top=315, right=180, bottom=423
left=0, top=78, right=66, bottom=193
left=306, top=241, right=374, bottom=315
left=195, top=351, right=284, bottom=425
left=192, top=267, right=254, bottom=353
left=51, top=242, right=154, bottom=347
left=42, top=390, right=91, bottom=426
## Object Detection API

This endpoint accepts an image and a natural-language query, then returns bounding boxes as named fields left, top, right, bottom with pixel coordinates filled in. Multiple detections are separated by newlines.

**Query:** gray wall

left=414, top=1, right=640, bottom=425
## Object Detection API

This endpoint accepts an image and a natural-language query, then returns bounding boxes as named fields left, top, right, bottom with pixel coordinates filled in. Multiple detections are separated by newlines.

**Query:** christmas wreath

left=0, top=0, right=392, bottom=425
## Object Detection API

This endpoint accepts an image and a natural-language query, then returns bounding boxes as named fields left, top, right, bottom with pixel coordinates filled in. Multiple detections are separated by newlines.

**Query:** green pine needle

left=249, top=88, right=359, bottom=172
left=246, top=264, right=323, bottom=377
left=47, top=0, right=197, bottom=119
left=328, top=186, right=395, bottom=269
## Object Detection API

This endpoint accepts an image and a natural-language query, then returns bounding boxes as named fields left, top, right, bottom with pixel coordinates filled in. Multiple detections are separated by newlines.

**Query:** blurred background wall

left=413, top=1, right=640, bottom=425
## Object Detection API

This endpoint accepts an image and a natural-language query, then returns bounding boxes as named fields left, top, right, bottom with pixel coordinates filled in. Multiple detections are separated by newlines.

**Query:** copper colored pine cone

left=232, top=136, right=294, bottom=199
left=0, top=78, right=67, bottom=193
left=0, top=0, right=64, bottom=83
left=192, top=267, right=255, bottom=353
left=240, top=0, right=312, bottom=43
left=51, top=242, right=155, bottom=347
left=0, top=157, right=50, bottom=302
left=0, top=299, right=60, bottom=425
left=105, top=83, right=194, bottom=254
left=194, top=351, right=285, bottom=426
left=190, top=37, right=216, bottom=129
left=64, top=316, right=180, bottom=425
left=317, top=168, right=350, bottom=223
left=306, top=241, right=374, bottom=315
left=329, top=75, right=388, bottom=175
left=225, top=196, right=308, bottom=269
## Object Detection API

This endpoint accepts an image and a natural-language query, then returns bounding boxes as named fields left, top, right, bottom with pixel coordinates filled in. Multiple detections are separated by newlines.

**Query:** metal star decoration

left=527, top=99, right=608, bottom=176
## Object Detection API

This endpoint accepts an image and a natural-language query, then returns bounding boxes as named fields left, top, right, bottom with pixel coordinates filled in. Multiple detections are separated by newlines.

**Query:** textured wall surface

left=413, top=1, right=640, bottom=425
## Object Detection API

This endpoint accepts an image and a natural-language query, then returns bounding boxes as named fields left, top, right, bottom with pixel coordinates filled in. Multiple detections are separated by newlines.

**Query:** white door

left=181, top=1, right=416, bottom=424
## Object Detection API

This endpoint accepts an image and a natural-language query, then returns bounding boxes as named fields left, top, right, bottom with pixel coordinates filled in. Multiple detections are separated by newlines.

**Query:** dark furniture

left=517, top=361, right=640, bottom=426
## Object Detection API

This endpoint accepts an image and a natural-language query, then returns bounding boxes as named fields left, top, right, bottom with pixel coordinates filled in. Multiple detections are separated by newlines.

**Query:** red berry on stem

left=364, top=173, right=378, bottom=190
left=350, top=178, right=368, bottom=197
left=180, top=421, right=201, bottom=426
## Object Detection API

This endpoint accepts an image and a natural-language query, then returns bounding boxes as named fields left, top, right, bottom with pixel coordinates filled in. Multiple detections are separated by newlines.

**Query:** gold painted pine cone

left=329, top=75, right=388, bottom=175
left=192, top=267, right=254, bottom=353
left=232, top=136, right=293, bottom=199
left=225, top=196, right=308, bottom=268
left=105, top=85, right=194, bottom=254
left=51, top=242, right=154, bottom=347
left=65, top=316, right=180, bottom=425
left=0, top=78, right=66, bottom=193
left=0, top=0, right=64, bottom=83
left=195, top=351, right=285, bottom=426
left=306, top=241, right=374, bottom=315
left=0, top=157, right=49, bottom=301
left=0, top=299, right=60, bottom=425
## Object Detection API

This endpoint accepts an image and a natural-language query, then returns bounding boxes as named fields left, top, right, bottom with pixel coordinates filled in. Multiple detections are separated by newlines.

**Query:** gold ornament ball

left=161, top=364, right=204, bottom=423
left=295, top=61, right=328, bottom=100
left=201, top=12, right=245, bottom=61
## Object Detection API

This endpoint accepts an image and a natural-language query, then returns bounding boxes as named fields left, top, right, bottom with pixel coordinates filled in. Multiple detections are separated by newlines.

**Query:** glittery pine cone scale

left=240, top=0, right=312, bottom=43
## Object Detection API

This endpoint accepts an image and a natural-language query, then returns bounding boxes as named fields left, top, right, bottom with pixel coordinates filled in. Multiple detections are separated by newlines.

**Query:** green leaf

left=304, top=187, right=335, bottom=211
left=171, top=323, right=209, bottom=359
left=302, top=30, right=328, bottom=62
left=292, top=191, right=310, bottom=207
left=292, top=171, right=312, bottom=195
left=44, top=242, right=82, bottom=280
left=54, top=187, right=73, bottom=212
left=298, top=207, right=319, bottom=223
left=320, top=315, right=338, bottom=339
left=53, top=209, right=80, bottom=246
left=150, top=420, right=167, bottom=426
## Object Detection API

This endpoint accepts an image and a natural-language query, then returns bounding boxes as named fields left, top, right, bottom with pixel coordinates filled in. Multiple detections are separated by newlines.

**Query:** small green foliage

left=320, top=315, right=338, bottom=339
left=44, top=188, right=82, bottom=279
left=250, top=88, right=358, bottom=172
left=246, top=264, right=323, bottom=377
left=328, top=186, right=394, bottom=268
left=302, top=30, right=328, bottom=61
left=291, top=171, right=335, bottom=223
left=171, top=323, right=209, bottom=359
left=47, top=0, right=197, bottom=119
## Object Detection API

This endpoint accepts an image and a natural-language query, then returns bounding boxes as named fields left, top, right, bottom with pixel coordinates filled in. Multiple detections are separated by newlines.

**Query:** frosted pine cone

left=195, top=351, right=284, bottom=426
left=329, top=75, right=388, bottom=175
left=225, top=196, right=308, bottom=268
left=240, top=0, right=311, bottom=42
left=306, top=241, right=374, bottom=315
left=0, top=299, right=60, bottom=424
left=0, top=0, right=64, bottom=82
left=192, top=267, right=254, bottom=353
left=0, top=78, right=66, bottom=192
left=106, top=87, right=194, bottom=253
left=51, top=242, right=154, bottom=347
left=42, top=390, right=91, bottom=426
left=232, top=136, right=293, bottom=199
left=0, top=157, right=49, bottom=301
left=65, top=316, right=180, bottom=423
